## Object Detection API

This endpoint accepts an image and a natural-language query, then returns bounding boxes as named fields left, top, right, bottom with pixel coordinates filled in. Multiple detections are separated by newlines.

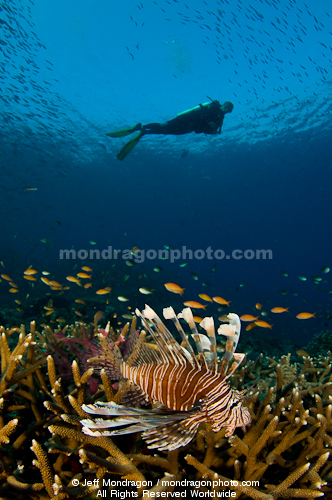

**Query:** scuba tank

left=176, top=96, right=219, bottom=117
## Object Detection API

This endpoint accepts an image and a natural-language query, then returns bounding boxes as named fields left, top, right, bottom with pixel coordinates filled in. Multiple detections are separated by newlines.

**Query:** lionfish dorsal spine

left=125, top=330, right=146, bottom=367
left=217, top=313, right=242, bottom=378
left=223, top=352, right=246, bottom=380
left=177, top=307, right=209, bottom=370
left=135, top=306, right=190, bottom=367
left=163, top=306, right=201, bottom=369
left=135, top=307, right=171, bottom=365
left=199, top=316, right=218, bottom=372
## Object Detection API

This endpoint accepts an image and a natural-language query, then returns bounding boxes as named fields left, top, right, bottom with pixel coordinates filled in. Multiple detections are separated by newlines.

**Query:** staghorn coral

left=0, top=316, right=331, bottom=499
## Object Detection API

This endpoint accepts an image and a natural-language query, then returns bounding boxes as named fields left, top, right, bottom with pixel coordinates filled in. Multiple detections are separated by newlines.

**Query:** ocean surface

left=1, top=0, right=332, bottom=349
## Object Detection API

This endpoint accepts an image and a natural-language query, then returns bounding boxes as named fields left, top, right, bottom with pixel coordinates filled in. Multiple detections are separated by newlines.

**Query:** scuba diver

left=106, top=97, right=234, bottom=160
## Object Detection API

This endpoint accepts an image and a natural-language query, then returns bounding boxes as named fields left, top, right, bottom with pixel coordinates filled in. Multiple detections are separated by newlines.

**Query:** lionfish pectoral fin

left=81, top=427, right=110, bottom=437
left=82, top=402, right=143, bottom=416
left=81, top=417, right=139, bottom=429
left=143, top=418, right=201, bottom=451
left=81, top=422, right=153, bottom=437
left=224, top=424, right=236, bottom=437
left=118, top=380, right=149, bottom=407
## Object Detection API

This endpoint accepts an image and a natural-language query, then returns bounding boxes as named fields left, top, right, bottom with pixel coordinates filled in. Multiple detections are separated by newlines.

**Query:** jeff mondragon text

left=81, top=479, right=258, bottom=488
left=81, top=478, right=259, bottom=496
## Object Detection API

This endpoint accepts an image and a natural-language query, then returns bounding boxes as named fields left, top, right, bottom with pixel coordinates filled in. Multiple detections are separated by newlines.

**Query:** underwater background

left=1, top=0, right=332, bottom=350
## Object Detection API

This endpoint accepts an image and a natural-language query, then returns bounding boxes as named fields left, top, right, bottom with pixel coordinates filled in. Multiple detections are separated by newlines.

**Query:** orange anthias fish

left=75, top=299, right=85, bottom=304
left=213, top=296, right=231, bottom=306
left=82, top=266, right=92, bottom=272
left=24, top=275, right=37, bottom=281
left=66, top=276, right=81, bottom=285
left=24, top=268, right=38, bottom=275
left=183, top=301, right=207, bottom=310
left=1, top=274, right=12, bottom=281
left=96, top=289, right=110, bottom=295
left=255, top=320, right=273, bottom=329
left=84, top=283, right=92, bottom=289
left=164, top=283, right=185, bottom=295
left=245, top=323, right=257, bottom=331
left=77, top=272, right=91, bottom=279
left=296, top=312, right=316, bottom=320
left=94, top=310, right=104, bottom=323
left=255, top=303, right=262, bottom=310
left=198, top=294, right=213, bottom=302
left=41, top=277, right=51, bottom=285
left=240, top=314, right=259, bottom=322
left=296, top=349, right=309, bottom=357
left=49, top=281, right=62, bottom=288
left=271, top=307, right=289, bottom=313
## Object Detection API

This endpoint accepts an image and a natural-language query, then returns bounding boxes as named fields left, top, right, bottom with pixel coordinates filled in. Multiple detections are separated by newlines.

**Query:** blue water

left=1, top=0, right=332, bottom=347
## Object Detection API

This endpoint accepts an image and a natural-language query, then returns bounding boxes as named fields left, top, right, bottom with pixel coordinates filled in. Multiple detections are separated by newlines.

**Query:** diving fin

left=116, top=131, right=143, bottom=161
left=106, top=123, right=142, bottom=138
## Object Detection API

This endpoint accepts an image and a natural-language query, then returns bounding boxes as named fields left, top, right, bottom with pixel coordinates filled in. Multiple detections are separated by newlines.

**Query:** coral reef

left=0, top=317, right=332, bottom=499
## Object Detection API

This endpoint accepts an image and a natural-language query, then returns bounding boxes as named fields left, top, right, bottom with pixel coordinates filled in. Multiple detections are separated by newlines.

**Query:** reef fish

left=81, top=306, right=251, bottom=451
left=183, top=301, right=207, bottom=310
left=164, top=283, right=185, bottom=295
left=213, top=296, right=231, bottom=306
left=296, top=312, right=316, bottom=319
left=255, top=320, right=273, bottom=329
left=198, top=294, right=213, bottom=302
left=240, top=314, right=259, bottom=322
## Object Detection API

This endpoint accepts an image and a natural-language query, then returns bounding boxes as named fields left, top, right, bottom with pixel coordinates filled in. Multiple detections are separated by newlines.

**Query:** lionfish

left=81, top=305, right=251, bottom=451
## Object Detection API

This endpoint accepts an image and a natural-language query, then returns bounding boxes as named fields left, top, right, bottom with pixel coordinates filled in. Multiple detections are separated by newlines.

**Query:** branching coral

left=0, top=318, right=332, bottom=499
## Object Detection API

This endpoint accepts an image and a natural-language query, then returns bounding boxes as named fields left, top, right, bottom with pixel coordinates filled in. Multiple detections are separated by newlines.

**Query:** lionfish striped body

left=81, top=305, right=251, bottom=451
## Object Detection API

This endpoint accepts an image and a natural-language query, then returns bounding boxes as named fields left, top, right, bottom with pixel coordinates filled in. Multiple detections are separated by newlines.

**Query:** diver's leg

left=144, top=118, right=192, bottom=135
left=141, top=122, right=165, bottom=134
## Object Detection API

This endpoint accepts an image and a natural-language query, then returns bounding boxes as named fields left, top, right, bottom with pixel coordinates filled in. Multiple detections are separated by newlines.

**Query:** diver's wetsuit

left=141, top=100, right=230, bottom=136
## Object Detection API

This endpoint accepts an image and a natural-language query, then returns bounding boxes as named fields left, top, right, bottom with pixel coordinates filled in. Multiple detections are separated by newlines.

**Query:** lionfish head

left=211, top=389, right=252, bottom=436
left=221, top=403, right=252, bottom=437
